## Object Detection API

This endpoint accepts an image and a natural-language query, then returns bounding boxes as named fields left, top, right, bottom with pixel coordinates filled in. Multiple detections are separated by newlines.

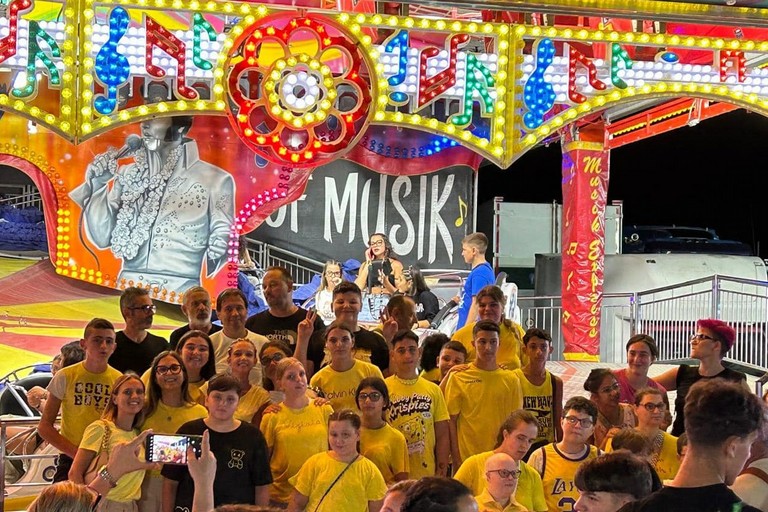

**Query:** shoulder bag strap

left=314, top=455, right=359, bottom=512
left=741, top=466, right=768, bottom=486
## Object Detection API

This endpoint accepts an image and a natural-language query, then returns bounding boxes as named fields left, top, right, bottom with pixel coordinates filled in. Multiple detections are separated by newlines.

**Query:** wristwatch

left=98, top=465, right=118, bottom=488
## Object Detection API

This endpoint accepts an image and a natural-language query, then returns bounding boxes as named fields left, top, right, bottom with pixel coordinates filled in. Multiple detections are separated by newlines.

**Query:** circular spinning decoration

left=225, top=15, right=374, bottom=167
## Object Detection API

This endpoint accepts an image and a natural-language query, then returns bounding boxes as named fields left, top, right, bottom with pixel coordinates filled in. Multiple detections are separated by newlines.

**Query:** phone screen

left=145, top=434, right=202, bottom=465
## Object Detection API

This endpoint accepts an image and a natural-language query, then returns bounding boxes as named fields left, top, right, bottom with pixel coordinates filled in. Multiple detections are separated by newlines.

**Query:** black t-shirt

left=161, top=419, right=272, bottom=510
left=169, top=323, right=222, bottom=350
left=109, top=331, right=168, bottom=374
left=618, top=483, right=761, bottom=512
left=671, top=364, right=746, bottom=436
left=309, top=326, right=390, bottom=374
left=244, top=308, right=326, bottom=371
left=414, top=290, right=440, bottom=323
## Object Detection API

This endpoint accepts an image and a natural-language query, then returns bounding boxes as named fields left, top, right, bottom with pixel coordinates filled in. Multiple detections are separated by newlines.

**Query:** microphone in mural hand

left=115, top=134, right=143, bottom=159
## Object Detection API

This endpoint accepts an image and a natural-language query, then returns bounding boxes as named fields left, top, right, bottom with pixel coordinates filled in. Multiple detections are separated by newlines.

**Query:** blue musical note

left=94, top=7, right=130, bottom=115
left=523, top=38, right=556, bottom=130
left=384, top=30, right=409, bottom=105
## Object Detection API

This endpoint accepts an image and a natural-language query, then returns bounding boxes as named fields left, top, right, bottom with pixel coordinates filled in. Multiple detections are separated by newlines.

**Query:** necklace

left=110, top=145, right=183, bottom=259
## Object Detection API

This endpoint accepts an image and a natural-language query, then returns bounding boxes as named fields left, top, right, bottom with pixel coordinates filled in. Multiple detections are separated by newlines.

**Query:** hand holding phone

left=146, top=433, right=203, bottom=465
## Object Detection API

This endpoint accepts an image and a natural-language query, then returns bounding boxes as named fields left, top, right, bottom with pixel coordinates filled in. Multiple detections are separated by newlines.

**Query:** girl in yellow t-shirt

left=633, top=387, right=680, bottom=480
left=177, top=330, right=217, bottom=404
left=261, top=357, right=333, bottom=507
left=356, top=377, right=409, bottom=484
left=70, top=373, right=147, bottom=511
left=203, top=338, right=271, bottom=425
left=138, top=351, right=208, bottom=512
left=288, top=409, right=388, bottom=512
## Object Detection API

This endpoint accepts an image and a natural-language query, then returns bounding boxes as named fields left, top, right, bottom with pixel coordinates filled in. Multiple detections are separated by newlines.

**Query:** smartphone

left=145, top=433, right=202, bottom=465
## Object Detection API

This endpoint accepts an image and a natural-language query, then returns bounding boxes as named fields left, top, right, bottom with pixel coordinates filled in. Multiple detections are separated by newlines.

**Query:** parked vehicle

left=623, top=225, right=753, bottom=256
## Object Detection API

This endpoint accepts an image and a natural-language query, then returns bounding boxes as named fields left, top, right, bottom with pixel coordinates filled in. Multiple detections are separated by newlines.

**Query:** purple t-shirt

left=457, top=262, right=495, bottom=329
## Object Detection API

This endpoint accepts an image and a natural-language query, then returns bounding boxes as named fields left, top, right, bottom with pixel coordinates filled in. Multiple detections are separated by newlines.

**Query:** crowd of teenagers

left=23, top=232, right=768, bottom=512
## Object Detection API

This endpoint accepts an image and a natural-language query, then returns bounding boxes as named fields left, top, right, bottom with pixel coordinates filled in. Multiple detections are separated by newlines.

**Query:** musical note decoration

left=523, top=38, right=555, bottom=130
left=450, top=53, right=495, bottom=127
left=455, top=196, right=468, bottom=227
left=94, top=7, right=130, bottom=115
left=0, top=0, right=32, bottom=64
left=610, top=43, right=633, bottom=89
left=385, top=30, right=410, bottom=105
left=567, top=44, right=606, bottom=104
left=145, top=15, right=198, bottom=100
left=192, top=13, right=216, bottom=71
left=418, top=33, right=469, bottom=108
left=12, top=21, right=61, bottom=98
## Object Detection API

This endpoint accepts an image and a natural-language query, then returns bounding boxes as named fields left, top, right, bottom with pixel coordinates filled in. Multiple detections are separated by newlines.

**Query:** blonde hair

left=27, top=481, right=92, bottom=512
left=274, top=357, right=303, bottom=382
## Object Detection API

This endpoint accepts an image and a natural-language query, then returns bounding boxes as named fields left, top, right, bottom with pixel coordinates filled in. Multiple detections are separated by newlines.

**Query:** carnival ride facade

left=1, top=0, right=767, bottom=364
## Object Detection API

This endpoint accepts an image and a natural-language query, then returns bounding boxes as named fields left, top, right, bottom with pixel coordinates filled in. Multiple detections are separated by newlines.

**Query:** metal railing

left=244, top=237, right=325, bottom=285
left=0, top=187, right=42, bottom=210
left=635, top=275, right=768, bottom=370
left=1, top=417, right=58, bottom=510
left=517, top=274, right=768, bottom=369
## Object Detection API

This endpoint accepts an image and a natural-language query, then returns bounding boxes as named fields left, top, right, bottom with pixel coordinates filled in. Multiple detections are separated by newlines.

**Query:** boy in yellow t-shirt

left=385, top=330, right=450, bottom=478
left=310, top=322, right=384, bottom=411
left=38, top=318, right=122, bottom=483
left=445, top=321, right=523, bottom=468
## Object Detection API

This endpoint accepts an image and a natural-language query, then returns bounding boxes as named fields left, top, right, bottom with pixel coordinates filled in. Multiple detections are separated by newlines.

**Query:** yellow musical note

left=455, top=196, right=468, bottom=228
left=566, top=242, right=578, bottom=255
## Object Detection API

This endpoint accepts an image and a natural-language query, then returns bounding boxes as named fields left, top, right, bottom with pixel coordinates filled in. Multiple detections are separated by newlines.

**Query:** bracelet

left=98, top=465, right=118, bottom=488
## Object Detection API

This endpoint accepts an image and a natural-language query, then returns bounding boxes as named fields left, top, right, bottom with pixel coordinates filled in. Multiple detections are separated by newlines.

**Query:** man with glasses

left=475, top=453, right=527, bottom=512
left=528, top=396, right=600, bottom=512
left=245, top=266, right=326, bottom=376
left=386, top=329, right=450, bottom=478
left=110, top=287, right=168, bottom=374
left=654, top=318, right=747, bottom=436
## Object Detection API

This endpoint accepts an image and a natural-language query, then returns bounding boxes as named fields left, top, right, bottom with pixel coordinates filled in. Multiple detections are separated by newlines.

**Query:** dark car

left=623, top=226, right=753, bottom=256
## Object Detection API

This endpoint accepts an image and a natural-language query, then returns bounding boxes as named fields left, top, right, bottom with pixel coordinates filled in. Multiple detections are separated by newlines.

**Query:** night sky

left=477, top=109, right=768, bottom=259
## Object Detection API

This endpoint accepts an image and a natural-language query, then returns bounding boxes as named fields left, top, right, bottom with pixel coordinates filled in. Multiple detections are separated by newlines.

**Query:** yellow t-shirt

left=475, top=489, right=528, bottom=512
left=455, top=451, right=547, bottom=512
left=290, top=451, right=387, bottom=512
left=360, top=424, right=409, bottom=484
left=605, top=431, right=680, bottom=481
left=188, top=380, right=206, bottom=405
left=309, top=360, right=383, bottom=412
left=140, top=401, right=208, bottom=478
left=234, top=385, right=271, bottom=423
left=79, top=420, right=144, bottom=502
left=445, top=365, right=523, bottom=462
left=452, top=321, right=526, bottom=370
left=512, top=368, right=556, bottom=444
left=419, top=367, right=442, bottom=384
left=528, top=443, right=599, bottom=512
left=385, top=375, right=450, bottom=479
left=47, top=362, right=122, bottom=446
left=260, top=402, right=334, bottom=504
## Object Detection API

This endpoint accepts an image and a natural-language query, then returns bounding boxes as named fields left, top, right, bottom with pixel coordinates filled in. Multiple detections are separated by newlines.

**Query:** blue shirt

left=457, top=262, right=495, bottom=328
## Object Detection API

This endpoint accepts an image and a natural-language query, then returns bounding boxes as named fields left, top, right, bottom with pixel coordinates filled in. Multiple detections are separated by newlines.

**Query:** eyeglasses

left=156, top=364, right=182, bottom=376
left=563, top=416, right=594, bottom=428
left=599, top=383, right=620, bottom=394
left=369, top=239, right=385, bottom=247
left=641, top=402, right=666, bottom=412
left=690, top=333, right=717, bottom=343
left=129, top=304, right=157, bottom=313
left=261, top=352, right=285, bottom=365
left=325, top=271, right=341, bottom=277
left=487, top=469, right=521, bottom=479
left=358, top=391, right=382, bottom=402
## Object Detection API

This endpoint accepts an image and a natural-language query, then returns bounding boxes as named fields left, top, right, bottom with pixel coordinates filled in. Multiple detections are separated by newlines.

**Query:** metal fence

left=0, top=187, right=42, bottom=210
left=518, top=275, right=768, bottom=370
left=244, top=237, right=325, bottom=285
